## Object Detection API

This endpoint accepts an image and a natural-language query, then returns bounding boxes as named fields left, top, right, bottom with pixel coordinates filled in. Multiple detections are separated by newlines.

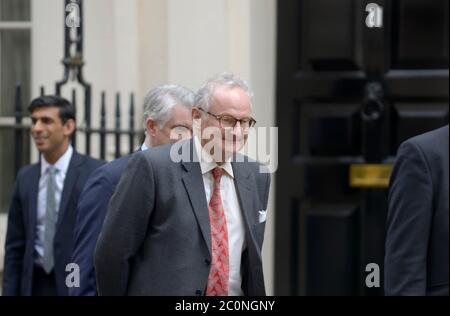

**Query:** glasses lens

left=241, top=119, right=256, bottom=130
left=220, top=116, right=237, bottom=128
left=218, top=115, right=256, bottom=130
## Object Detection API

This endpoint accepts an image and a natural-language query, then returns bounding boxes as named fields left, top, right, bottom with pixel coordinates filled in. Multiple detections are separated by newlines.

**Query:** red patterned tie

left=205, top=167, right=229, bottom=296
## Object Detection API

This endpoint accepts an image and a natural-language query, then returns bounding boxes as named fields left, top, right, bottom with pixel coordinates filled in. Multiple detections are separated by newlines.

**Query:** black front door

left=275, top=0, right=449, bottom=295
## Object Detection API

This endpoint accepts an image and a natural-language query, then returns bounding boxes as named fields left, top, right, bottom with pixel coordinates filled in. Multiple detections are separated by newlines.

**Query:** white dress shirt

left=194, top=137, right=246, bottom=296
left=35, top=145, right=73, bottom=266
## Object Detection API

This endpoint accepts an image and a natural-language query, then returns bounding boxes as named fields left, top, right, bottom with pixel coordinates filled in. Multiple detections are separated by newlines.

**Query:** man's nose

left=231, top=121, right=243, bottom=135
left=32, top=120, right=44, bottom=133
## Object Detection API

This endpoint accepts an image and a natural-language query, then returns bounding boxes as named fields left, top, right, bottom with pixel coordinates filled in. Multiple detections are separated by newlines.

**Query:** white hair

left=194, top=73, right=253, bottom=110
left=142, top=84, right=194, bottom=129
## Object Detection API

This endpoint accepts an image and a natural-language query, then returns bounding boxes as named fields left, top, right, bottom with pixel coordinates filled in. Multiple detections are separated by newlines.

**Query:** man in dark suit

left=2, top=95, right=104, bottom=296
left=385, top=125, right=449, bottom=296
left=95, top=73, right=271, bottom=296
left=69, top=85, right=194, bottom=296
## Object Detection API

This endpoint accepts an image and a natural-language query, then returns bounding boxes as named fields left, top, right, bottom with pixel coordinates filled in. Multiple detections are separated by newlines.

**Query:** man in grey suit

left=95, top=73, right=271, bottom=296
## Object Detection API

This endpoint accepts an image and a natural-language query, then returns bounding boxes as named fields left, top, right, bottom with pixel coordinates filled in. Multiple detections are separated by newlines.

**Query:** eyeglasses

left=198, top=108, right=256, bottom=130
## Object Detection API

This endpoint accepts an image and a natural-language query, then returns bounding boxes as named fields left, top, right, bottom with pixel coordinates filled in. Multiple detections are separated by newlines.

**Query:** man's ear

left=63, top=119, right=76, bottom=137
left=146, top=118, right=158, bottom=137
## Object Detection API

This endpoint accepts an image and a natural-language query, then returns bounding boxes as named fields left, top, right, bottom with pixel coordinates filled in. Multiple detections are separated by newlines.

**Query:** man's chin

left=35, top=144, right=46, bottom=151
left=36, top=145, right=51, bottom=155
left=205, top=140, right=245, bottom=162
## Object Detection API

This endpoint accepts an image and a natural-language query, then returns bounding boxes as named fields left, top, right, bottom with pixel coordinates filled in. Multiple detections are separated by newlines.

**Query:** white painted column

left=248, top=0, right=277, bottom=296
left=31, top=0, right=64, bottom=162
left=137, top=0, right=169, bottom=102
left=167, top=0, right=228, bottom=90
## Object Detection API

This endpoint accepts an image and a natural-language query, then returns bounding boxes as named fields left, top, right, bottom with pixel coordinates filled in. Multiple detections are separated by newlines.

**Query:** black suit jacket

left=2, top=151, right=104, bottom=296
left=385, top=125, right=449, bottom=296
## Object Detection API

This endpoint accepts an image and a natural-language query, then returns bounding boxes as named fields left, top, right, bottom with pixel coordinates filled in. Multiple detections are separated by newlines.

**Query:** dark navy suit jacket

left=69, top=154, right=135, bottom=295
left=385, top=125, right=449, bottom=296
left=2, top=151, right=104, bottom=296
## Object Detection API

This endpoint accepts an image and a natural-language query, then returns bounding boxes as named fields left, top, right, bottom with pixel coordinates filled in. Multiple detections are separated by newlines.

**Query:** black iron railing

left=6, top=84, right=143, bottom=176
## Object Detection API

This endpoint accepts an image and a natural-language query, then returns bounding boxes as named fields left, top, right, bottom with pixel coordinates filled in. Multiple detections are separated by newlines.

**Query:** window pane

left=1, top=30, right=31, bottom=115
left=0, top=0, right=30, bottom=21
left=0, top=29, right=31, bottom=214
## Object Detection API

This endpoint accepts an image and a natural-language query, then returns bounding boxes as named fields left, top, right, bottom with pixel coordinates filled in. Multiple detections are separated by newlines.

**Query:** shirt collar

left=41, top=145, right=74, bottom=176
left=193, top=136, right=234, bottom=178
left=140, top=143, right=149, bottom=151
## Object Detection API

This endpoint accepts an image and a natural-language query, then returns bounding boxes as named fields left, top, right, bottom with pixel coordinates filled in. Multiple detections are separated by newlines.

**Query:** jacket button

left=204, top=258, right=211, bottom=266
left=196, top=290, right=202, bottom=296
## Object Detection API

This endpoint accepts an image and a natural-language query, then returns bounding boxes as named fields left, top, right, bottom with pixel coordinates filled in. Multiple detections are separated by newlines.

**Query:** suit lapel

left=232, top=161, right=258, bottom=245
left=56, top=152, right=83, bottom=228
left=181, top=139, right=212, bottom=256
left=179, top=141, right=260, bottom=257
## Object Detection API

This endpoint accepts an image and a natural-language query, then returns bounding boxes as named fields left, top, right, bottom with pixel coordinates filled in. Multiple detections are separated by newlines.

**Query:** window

left=0, top=0, right=31, bottom=213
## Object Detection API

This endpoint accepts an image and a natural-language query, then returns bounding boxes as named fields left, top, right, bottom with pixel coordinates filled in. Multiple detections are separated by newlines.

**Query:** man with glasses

left=94, top=73, right=271, bottom=296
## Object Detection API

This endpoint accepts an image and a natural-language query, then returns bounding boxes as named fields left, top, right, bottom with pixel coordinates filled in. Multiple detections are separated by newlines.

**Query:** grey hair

left=142, top=84, right=194, bottom=129
left=194, top=73, right=253, bottom=110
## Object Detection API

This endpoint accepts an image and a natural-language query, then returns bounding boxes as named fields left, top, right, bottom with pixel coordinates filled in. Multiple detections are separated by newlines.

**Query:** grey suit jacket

left=94, top=139, right=271, bottom=296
